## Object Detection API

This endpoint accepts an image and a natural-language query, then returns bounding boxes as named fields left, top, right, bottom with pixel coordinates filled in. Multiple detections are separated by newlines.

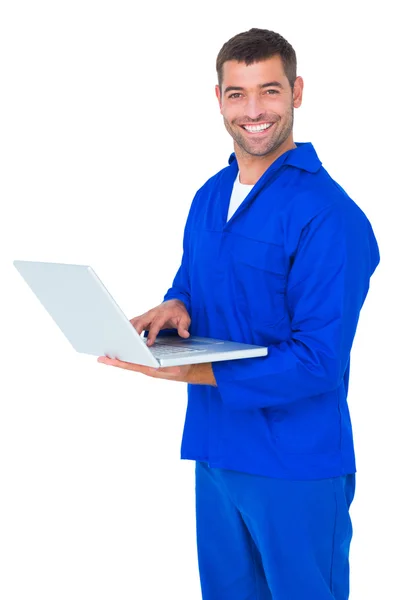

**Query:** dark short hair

left=216, top=28, right=297, bottom=91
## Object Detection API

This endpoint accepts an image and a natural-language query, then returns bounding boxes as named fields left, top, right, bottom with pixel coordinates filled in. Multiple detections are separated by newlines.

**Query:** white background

left=0, top=1, right=398, bottom=598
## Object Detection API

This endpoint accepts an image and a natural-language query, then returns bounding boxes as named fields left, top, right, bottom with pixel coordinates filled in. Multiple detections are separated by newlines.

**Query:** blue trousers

left=195, top=461, right=355, bottom=600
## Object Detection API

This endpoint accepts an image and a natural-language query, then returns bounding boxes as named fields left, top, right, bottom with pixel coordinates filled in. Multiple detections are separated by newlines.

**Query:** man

left=98, top=28, right=380, bottom=599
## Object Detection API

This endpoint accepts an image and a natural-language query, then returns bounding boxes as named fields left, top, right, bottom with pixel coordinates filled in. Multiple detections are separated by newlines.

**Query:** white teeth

left=243, top=123, right=272, bottom=132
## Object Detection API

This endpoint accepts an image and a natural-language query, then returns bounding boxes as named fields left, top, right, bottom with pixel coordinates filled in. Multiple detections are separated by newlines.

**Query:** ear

left=293, top=76, right=304, bottom=109
left=215, top=84, right=223, bottom=113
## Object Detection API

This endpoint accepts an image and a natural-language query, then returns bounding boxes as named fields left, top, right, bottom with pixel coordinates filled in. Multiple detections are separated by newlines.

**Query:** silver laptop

left=13, top=260, right=268, bottom=368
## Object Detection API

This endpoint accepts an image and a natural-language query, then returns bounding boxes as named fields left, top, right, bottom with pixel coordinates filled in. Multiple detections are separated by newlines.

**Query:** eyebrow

left=224, top=81, right=284, bottom=95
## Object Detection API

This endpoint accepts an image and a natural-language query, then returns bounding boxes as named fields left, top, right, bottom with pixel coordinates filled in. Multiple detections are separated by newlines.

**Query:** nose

left=244, top=95, right=265, bottom=120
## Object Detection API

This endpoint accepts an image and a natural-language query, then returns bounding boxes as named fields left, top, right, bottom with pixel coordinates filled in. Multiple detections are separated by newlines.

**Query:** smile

left=241, top=122, right=274, bottom=134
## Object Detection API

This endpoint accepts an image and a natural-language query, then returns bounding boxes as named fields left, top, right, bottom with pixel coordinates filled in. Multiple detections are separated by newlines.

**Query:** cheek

left=280, top=101, right=294, bottom=117
left=223, top=114, right=236, bottom=130
left=222, top=106, right=239, bottom=122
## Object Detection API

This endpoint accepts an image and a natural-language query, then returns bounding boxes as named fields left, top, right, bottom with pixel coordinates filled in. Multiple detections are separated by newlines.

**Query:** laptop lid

left=13, top=260, right=160, bottom=367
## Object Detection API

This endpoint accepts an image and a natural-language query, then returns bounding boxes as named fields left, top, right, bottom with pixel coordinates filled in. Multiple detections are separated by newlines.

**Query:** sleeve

left=162, top=193, right=198, bottom=316
left=212, top=203, right=380, bottom=410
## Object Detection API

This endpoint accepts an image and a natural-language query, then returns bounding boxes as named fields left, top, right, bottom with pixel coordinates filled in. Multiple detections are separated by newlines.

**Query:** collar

left=228, top=142, right=322, bottom=174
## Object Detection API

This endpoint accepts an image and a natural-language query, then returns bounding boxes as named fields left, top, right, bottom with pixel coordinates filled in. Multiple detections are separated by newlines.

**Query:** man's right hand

left=130, top=299, right=191, bottom=347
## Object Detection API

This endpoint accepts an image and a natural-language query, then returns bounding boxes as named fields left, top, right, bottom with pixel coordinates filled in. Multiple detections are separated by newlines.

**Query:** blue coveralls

left=163, top=143, right=380, bottom=599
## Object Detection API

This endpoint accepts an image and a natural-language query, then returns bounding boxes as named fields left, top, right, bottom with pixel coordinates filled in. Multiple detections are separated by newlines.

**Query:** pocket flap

left=231, top=236, right=286, bottom=276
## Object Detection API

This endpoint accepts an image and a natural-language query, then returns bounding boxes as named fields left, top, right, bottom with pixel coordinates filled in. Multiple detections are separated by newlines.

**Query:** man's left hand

left=97, top=356, right=217, bottom=386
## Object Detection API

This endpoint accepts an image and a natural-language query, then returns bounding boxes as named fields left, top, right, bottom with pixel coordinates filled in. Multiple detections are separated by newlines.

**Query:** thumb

left=177, top=323, right=190, bottom=338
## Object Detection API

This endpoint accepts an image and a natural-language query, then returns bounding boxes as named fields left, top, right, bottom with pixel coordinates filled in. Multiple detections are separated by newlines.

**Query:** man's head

left=215, top=28, right=303, bottom=159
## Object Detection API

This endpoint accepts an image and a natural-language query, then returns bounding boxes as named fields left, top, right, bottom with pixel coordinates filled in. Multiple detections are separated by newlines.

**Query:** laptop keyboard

left=149, top=342, right=207, bottom=356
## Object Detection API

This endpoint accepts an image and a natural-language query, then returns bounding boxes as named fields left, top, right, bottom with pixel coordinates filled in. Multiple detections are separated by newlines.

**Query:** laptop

left=13, top=260, right=268, bottom=368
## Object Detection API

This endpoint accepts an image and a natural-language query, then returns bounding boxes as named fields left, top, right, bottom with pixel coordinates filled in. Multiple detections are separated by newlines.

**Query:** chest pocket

left=229, top=235, right=287, bottom=327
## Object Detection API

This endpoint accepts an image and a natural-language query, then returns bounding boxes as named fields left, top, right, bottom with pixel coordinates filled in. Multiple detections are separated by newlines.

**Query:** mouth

left=240, top=122, right=275, bottom=135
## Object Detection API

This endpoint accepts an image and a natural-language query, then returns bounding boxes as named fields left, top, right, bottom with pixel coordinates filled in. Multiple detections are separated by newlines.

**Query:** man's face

left=215, top=56, right=303, bottom=157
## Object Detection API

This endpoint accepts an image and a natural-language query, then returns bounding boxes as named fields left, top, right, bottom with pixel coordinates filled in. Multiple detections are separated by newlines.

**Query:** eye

left=228, top=90, right=279, bottom=99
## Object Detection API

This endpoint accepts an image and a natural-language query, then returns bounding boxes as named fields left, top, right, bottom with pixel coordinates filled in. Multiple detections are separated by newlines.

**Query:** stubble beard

left=224, top=103, right=294, bottom=158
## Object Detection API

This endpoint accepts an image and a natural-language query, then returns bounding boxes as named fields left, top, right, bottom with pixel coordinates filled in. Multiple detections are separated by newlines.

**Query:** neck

left=235, top=136, right=297, bottom=185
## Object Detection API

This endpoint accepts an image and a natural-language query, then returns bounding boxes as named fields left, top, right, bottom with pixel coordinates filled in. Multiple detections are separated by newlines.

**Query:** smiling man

left=217, top=56, right=301, bottom=183
left=98, top=28, right=380, bottom=600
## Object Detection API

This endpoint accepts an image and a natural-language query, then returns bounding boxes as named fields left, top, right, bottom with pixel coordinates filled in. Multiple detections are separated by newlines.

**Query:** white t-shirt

left=226, top=171, right=255, bottom=222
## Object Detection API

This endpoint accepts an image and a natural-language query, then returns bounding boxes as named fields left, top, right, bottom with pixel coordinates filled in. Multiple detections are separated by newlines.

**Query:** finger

left=146, top=318, right=166, bottom=346
left=130, top=315, right=151, bottom=336
left=177, top=324, right=190, bottom=338
left=177, top=316, right=191, bottom=338
left=97, top=356, right=158, bottom=376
